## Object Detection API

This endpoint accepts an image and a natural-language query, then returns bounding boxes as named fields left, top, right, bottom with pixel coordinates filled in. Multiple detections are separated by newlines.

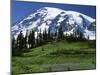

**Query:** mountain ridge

left=12, top=7, right=96, bottom=40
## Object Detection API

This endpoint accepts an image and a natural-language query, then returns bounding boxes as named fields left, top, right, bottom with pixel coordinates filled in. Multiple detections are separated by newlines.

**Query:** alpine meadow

left=12, top=1, right=96, bottom=75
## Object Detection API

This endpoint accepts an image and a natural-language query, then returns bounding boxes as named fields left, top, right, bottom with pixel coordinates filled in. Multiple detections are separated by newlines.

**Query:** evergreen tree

left=12, top=36, right=16, bottom=49
left=17, top=31, right=24, bottom=49
left=13, top=31, right=24, bottom=56
left=25, top=30, right=29, bottom=48
left=30, top=30, right=35, bottom=48
left=28, top=30, right=32, bottom=48
left=88, top=35, right=89, bottom=40
left=76, top=27, right=80, bottom=38
left=54, top=29, right=57, bottom=41
left=12, top=37, right=17, bottom=56
left=38, top=29, right=42, bottom=45
left=75, top=26, right=84, bottom=41
left=23, top=34, right=27, bottom=49
left=47, top=28, right=51, bottom=41
left=79, top=32, right=84, bottom=39
left=27, top=30, right=35, bottom=48
left=58, top=25, right=63, bottom=40
left=43, top=28, right=48, bottom=41
left=36, top=31, right=39, bottom=47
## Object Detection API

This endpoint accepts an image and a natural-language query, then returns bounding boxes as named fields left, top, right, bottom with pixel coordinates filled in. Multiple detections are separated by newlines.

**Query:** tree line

left=12, top=26, right=86, bottom=56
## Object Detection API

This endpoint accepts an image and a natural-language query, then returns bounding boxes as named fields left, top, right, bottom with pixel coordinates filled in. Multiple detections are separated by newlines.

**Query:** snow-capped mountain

left=12, top=7, right=96, bottom=40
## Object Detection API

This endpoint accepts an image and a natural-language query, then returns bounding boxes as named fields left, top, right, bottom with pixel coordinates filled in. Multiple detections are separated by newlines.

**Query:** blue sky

left=12, top=0, right=96, bottom=24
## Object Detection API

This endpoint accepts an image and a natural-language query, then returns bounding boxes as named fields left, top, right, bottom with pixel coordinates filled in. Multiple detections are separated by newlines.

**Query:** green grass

left=12, top=40, right=96, bottom=75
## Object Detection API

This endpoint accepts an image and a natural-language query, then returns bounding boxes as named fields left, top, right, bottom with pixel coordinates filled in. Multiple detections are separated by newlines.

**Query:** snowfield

left=12, top=7, right=96, bottom=40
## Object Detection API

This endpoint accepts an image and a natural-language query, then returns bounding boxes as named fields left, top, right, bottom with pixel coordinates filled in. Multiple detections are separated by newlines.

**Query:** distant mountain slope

left=12, top=7, right=96, bottom=40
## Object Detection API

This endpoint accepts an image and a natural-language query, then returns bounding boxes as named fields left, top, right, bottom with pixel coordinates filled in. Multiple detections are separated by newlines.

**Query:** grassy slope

left=12, top=40, right=96, bottom=74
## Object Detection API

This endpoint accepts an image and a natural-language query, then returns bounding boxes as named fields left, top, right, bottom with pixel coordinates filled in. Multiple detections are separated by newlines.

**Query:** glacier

left=12, top=7, right=96, bottom=40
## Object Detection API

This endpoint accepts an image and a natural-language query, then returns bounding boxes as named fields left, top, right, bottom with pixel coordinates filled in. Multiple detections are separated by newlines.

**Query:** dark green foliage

left=12, top=25, right=94, bottom=57
left=41, top=47, right=45, bottom=51
left=67, top=67, right=71, bottom=71
left=47, top=28, right=51, bottom=41
left=48, top=48, right=95, bottom=56
left=31, top=30, right=35, bottom=48
left=12, top=37, right=18, bottom=56
left=28, top=30, right=35, bottom=48
left=12, top=31, right=25, bottom=56
left=23, top=65, right=33, bottom=73
left=58, top=25, right=63, bottom=40
left=43, top=28, right=48, bottom=41
left=16, top=31, right=24, bottom=49
left=36, top=32, right=39, bottom=47
left=38, top=29, right=43, bottom=45
left=23, top=33, right=27, bottom=49
left=12, top=30, right=29, bottom=56
left=88, top=40, right=96, bottom=48
left=12, top=37, right=16, bottom=50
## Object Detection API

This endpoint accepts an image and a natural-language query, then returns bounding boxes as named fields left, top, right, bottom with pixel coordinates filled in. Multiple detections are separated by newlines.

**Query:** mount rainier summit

left=12, top=7, right=96, bottom=40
